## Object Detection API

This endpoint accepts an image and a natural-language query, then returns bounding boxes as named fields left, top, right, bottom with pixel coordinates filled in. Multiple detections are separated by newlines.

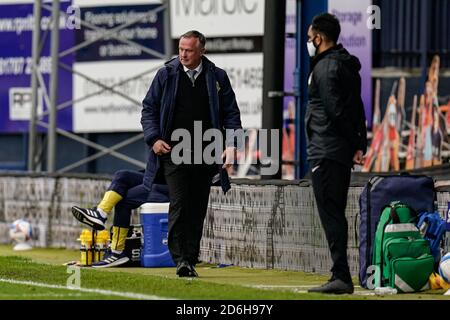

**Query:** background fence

left=0, top=173, right=449, bottom=276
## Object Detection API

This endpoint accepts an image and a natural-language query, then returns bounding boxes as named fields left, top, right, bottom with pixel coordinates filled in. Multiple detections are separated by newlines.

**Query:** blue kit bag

left=416, top=211, right=446, bottom=263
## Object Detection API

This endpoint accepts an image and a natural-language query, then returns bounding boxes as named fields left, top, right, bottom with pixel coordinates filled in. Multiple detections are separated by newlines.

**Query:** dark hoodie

left=305, top=44, right=367, bottom=168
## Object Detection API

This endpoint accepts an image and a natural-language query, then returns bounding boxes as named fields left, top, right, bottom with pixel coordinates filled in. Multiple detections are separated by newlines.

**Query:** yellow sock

left=111, top=226, right=129, bottom=252
left=97, top=190, right=123, bottom=214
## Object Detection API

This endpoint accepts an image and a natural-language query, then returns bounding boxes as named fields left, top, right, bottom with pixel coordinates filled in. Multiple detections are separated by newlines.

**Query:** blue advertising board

left=75, top=4, right=165, bottom=62
left=0, top=1, right=74, bottom=133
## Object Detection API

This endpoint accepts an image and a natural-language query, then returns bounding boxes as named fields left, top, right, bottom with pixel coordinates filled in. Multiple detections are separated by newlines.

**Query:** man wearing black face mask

left=305, top=13, right=367, bottom=294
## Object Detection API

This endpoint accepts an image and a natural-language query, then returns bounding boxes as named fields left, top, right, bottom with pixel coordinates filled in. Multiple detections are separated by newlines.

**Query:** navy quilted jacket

left=141, top=56, right=242, bottom=192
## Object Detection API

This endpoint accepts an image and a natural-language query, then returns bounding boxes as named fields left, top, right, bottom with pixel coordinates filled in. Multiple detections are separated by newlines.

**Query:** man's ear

left=315, top=33, right=323, bottom=47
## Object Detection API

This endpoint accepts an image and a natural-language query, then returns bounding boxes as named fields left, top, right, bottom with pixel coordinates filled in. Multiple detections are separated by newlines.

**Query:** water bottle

left=374, top=286, right=397, bottom=295
left=95, top=230, right=110, bottom=261
left=78, top=229, right=93, bottom=266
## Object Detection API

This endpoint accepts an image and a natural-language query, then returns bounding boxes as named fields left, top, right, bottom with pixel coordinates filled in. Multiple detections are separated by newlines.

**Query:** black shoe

left=176, top=261, right=198, bottom=278
left=188, top=264, right=198, bottom=277
left=91, top=250, right=129, bottom=268
left=308, top=279, right=354, bottom=294
left=72, top=206, right=107, bottom=230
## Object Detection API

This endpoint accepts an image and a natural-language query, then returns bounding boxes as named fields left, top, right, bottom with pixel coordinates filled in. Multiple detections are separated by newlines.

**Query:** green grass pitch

left=0, top=245, right=448, bottom=300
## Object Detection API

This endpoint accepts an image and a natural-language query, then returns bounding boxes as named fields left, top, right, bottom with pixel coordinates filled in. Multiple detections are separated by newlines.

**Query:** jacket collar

left=165, top=56, right=216, bottom=75
left=310, top=43, right=342, bottom=71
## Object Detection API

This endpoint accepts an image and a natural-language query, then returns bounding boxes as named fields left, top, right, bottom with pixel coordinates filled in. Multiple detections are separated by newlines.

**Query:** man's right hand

left=353, top=150, right=365, bottom=165
left=152, top=139, right=171, bottom=156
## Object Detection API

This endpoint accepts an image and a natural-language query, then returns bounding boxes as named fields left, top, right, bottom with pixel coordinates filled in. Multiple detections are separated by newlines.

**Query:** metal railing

left=28, top=0, right=172, bottom=173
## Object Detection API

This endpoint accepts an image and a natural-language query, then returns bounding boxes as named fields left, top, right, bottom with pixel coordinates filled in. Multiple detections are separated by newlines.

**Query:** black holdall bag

left=123, top=224, right=142, bottom=267
left=358, top=174, right=435, bottom=288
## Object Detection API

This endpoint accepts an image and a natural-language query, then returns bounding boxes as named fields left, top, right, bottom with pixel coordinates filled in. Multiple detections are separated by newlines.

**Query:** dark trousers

left=108, top=170, right=169, bottom=228
left=310, top=159, right=352, bottom=283
left=161, top=156, right=215, bottom=265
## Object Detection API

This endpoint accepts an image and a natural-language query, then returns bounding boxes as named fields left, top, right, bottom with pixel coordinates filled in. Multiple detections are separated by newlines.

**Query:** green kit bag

left=372, top=201, right=434, bottom=292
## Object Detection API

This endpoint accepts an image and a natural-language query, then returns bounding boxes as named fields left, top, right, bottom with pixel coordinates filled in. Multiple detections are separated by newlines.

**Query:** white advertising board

left=170, top=0, right=264, bottom=38
left=208, top=52, right=263, bottom=129
left=73, top=59, right=164, bottom=132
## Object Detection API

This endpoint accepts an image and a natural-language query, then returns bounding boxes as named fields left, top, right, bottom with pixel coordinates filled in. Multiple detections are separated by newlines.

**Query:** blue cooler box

left=139, top=202, right=175, bottom=267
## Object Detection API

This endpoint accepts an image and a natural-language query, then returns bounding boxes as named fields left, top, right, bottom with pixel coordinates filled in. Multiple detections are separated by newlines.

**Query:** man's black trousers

left=310, top=158, right=352, bottom=283
left=161, top=156, right=215, bottom=265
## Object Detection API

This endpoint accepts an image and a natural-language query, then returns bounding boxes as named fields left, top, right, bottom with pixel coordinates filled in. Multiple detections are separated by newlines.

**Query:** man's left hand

left=222, top=147, right=236, bottom=175
left=353, top=150, right=365, bottom=165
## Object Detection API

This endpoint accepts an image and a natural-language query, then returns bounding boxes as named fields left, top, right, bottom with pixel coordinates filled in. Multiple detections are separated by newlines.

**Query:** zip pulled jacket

left=141, top=56, right=242, bottom=192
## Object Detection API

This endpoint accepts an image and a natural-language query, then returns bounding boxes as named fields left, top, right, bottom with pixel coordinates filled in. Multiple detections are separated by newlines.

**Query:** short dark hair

left=311, top=13, right=340, bottom=43
left=180, top=30, right=206, bottom=49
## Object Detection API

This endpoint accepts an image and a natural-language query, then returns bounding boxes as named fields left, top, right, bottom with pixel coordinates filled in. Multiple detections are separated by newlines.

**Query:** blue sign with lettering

left=0, top=2, right=74, bottom=133
left=75, top=4, right=165, bottom=62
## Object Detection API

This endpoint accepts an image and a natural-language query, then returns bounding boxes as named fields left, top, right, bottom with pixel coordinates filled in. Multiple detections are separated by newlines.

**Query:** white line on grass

left=0, top=278, right=173, bottom=300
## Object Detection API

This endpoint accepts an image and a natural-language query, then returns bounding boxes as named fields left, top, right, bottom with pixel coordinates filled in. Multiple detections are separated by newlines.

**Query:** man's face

left=179, top=37, right=204, bottom=69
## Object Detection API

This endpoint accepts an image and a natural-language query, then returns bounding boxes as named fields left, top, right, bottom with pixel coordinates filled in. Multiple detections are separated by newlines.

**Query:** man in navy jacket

left=141, top=30, right=242, bottom=277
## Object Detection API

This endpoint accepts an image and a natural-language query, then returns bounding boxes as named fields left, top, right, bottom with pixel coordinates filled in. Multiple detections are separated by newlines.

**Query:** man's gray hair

left=180, top=30, right=206, bottom=49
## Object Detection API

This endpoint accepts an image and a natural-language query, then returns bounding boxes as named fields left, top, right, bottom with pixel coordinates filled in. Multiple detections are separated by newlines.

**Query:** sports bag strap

left=389, top=206, right=401, bottom=224
left=388, top=203, right=417, bottom=224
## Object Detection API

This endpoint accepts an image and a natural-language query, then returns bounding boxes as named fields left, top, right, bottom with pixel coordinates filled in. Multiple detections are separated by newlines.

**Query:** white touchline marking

left=0, top=278, right=174, bottom=300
